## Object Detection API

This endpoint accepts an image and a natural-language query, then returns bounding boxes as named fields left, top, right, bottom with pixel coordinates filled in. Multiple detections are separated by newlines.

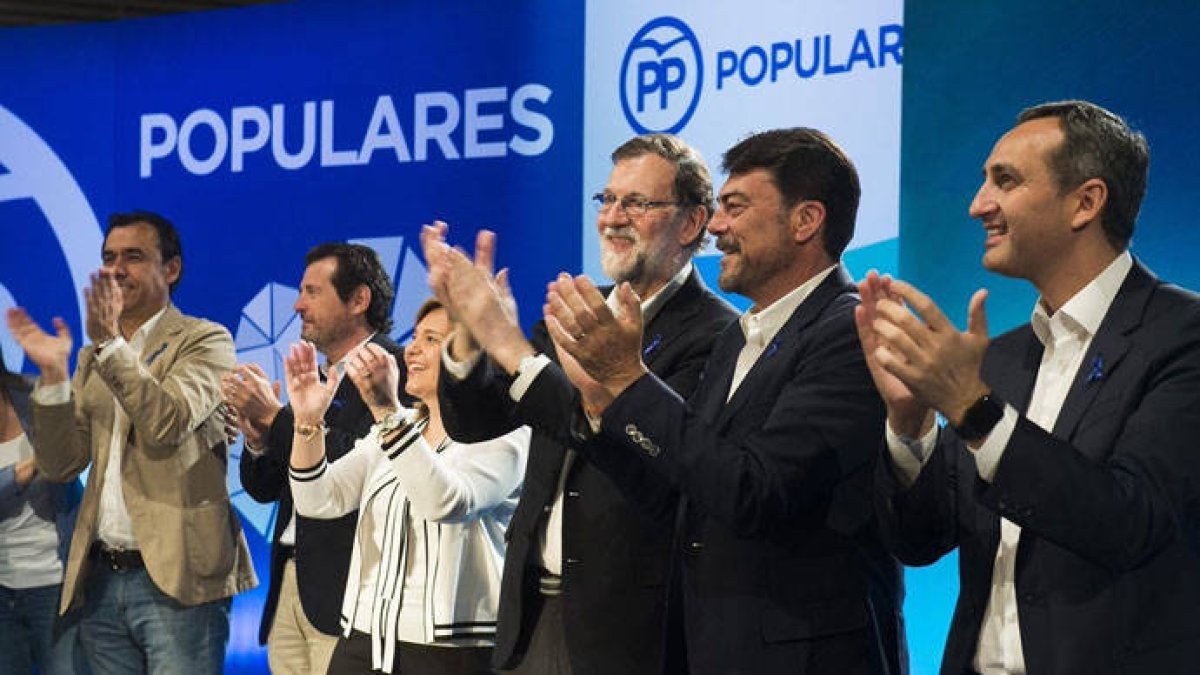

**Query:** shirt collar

left=321, top=332, right=378, bottom=378
left=129, top=306, right=168, bottom=350
left=738, top=264, right=837, bottom=348
left=606, top=261, right=693, bottom=326
left=1030, top=251, right=1132, bottom=347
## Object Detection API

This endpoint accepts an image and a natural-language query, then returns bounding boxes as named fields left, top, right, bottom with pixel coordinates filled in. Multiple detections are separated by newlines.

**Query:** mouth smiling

left=983, top=221, right=1009, bottom=247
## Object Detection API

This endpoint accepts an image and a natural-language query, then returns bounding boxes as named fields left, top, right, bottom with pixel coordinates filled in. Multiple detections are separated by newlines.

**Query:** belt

left=279, top=544, right=296, bottom=561
left=536, top=568, right=563, bottom=597
left=91, top=542, right=145, bottom=571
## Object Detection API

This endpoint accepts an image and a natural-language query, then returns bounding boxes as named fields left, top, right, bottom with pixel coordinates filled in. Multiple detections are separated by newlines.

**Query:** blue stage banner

left=0, top=1, right=583, bottom=670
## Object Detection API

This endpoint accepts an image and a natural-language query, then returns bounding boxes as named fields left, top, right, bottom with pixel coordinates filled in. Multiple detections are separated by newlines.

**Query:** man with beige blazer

left=6, top=211, right=257, bottom=675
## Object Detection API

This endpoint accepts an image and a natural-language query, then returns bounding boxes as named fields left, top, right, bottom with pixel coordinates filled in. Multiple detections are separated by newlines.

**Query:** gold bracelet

left=295, top=421, right=325, bottom=441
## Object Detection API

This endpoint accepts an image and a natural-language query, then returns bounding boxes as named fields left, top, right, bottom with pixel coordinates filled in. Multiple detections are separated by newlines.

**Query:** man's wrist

left=944, top=381, right=992, bottom=429
left=38, top=362, right=70, bottom=386
left=494, top=338, right=537, bottom=377
left=602, top=363, right=648, bottom=402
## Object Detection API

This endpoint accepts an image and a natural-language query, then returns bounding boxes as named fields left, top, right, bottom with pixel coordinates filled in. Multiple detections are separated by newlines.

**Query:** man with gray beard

left=424, top=134, right=738, bottom=674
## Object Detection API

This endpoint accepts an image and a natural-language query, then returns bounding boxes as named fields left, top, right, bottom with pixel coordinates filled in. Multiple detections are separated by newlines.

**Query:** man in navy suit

left=858, top=100, right=1200, bottom=674
left=546, top=128, right=907, bottom=674
left=424, top=134, right=739, bottom=675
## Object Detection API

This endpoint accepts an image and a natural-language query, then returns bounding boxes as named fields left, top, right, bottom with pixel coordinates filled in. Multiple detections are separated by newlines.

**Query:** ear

left=675, top=204, right=707, bottom=248
left=163, top=256, right=182, bottom=287
left=790, top=200, right=826, bottom=246
left=349, top=284, right=372, bottom=317
left=1069, top=178, right=1107, bottom=232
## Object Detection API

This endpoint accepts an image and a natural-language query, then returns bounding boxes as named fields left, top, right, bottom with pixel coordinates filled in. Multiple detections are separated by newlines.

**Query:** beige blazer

left=31, top=305, right=257, bottom=612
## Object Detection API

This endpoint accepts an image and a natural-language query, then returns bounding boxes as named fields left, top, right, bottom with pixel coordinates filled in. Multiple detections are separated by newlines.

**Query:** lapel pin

left=643, top=334, right=663, bottom=357
left=1086, top=354, right=1104, bottom=384
left=144, top=342, right=168, bottom=367
left=764, top=338, right=781, bottom=359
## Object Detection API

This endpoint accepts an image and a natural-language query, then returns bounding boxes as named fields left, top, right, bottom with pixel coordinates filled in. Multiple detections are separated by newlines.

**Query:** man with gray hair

left=423, top=134, right=738, bottom=674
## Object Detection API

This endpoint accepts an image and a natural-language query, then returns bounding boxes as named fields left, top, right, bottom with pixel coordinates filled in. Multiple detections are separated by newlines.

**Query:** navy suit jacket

left=240, top=333, right=406, bottom=642
left=439, top=268, right=737, bottom=675
left=589, top=267, right=906, bottom=675
left=877, top=259, right=1200, bottom=674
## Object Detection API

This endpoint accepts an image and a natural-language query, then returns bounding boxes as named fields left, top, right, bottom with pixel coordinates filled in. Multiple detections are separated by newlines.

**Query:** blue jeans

left=81, top=564, right=230, bottom=675
left=0, top=582, right=87, bottom=675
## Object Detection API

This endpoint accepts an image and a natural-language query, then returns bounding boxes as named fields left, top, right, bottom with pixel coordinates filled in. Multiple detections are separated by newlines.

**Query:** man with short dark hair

left=424, top=133, right=739, bottom=674
left=859, top=100, right=1200, bottom=673
left=225, top=242, right=407, bottom=675
left=7, top=211, right=257, bottom=675
left=545, top=127, right=906, bottom=674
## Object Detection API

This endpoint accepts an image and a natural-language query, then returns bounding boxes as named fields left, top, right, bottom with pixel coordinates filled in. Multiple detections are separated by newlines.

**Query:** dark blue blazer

left=439, top=268, right=738, bottom=675
left=240, top=333, right=406, bottom=642
left=589, top=267, right=906, bottom=675
left=877, top=259, right=1200, bottom=674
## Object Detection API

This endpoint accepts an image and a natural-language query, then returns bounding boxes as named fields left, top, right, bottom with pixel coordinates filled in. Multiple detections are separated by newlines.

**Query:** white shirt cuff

left=508, top=354, right=552, bottom=402
left=884, top=419, right=938, bottom=487
left=969, top=403, right=1019, bottom=482
left=32, top=379, right=71, bottom=405
left=440, top=343, right=482, bottom=381
left=95, top=336, right=127, bottom=362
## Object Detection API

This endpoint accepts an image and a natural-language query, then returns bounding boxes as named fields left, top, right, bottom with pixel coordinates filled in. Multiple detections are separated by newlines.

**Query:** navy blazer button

left=542, top=505, right=552, bottom=513
left=687, top=541, right=704, bottom=551
left=566, top=490, right=580, bottom=498
left=565, top=557, right=580, bottom=564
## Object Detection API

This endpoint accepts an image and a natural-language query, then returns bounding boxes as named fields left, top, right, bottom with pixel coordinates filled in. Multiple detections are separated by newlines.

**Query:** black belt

left=279, top=544, right=296, bottom=561
left=536, top=568, right=563, bottom=597
left=91, top=542, right=145, bottom=571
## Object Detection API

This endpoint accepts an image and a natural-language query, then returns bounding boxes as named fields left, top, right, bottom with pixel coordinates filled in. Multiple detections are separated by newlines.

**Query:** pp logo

left=620, top=16, right=704, bottom=134
left=0, top=104, right=105, bottom=374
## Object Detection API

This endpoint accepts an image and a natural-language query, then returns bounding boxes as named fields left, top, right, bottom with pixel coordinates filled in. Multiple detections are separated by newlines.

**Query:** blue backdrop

left=1, top=1, right=582, bottom=670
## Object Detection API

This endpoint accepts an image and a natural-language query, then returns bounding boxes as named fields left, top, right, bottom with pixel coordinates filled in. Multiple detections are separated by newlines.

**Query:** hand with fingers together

left=344, top=343, right=402, bottom=421
left=221, top=363, right=284, bottom=449
left=84, top=269, right=123, bottom=343
left=5, top=307, right=73, bottom=385
left=544, top=274, right=647, bottom=408
left=860, top=273, right=991, bottom=433
left=421, top=224, right=528, bottom=370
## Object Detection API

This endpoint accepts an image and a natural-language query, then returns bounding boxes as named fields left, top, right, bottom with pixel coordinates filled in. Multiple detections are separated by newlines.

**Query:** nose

left=707, top=209, right=729, bottom=236
left=293, top=296, right=306, bottom=314
left=968, top=183, right=995, bottom=219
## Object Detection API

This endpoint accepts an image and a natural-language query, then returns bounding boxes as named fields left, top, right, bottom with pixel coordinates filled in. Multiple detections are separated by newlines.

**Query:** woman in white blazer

left=287, top=299, right=528, bottom=674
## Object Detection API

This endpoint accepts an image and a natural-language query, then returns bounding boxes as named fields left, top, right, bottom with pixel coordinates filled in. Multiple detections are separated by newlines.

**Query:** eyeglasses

left=591, top=192, right=682, bottom=218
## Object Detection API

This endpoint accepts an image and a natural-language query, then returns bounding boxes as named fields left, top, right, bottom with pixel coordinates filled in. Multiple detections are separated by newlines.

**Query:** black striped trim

left=288, top=457, right=327, bottom=482
left=382, top=419, right=426, bottom=460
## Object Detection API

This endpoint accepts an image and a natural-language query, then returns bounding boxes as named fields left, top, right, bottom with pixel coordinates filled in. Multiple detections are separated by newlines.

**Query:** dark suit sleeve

left=239, top=436, right=287, bottom=504
left=438, top=327, right=546, bottom=444
left=874, top=430, right=963, bottom=567
left=600, top=306, right=884, bottom=536
left=980, top=328, right=1200, bottom=572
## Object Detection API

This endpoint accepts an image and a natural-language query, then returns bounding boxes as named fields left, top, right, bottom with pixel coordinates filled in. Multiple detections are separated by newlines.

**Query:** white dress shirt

left=885, top=251, right=1132, bottom=674
left=34, top=307, right=168, bottom=550
left=727, top=265, right=836, bottom=400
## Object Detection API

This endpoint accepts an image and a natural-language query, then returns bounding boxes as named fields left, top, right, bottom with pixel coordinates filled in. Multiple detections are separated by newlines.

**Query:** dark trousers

left=327, top=630, right=493, bottom=674
left=500, top=593, right=571, bottom=675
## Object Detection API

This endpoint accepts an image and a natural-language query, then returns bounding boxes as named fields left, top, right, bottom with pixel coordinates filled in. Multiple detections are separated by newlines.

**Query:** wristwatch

left=951, top=392, right=1004, bottom=442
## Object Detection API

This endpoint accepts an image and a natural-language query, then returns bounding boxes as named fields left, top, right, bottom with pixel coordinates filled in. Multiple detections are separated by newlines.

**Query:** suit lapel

left=640, top=269, right=703, bottom=370
left=717, top=266, right=856, bottom=425
left=1052, top=260, right=1152, bottom=440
